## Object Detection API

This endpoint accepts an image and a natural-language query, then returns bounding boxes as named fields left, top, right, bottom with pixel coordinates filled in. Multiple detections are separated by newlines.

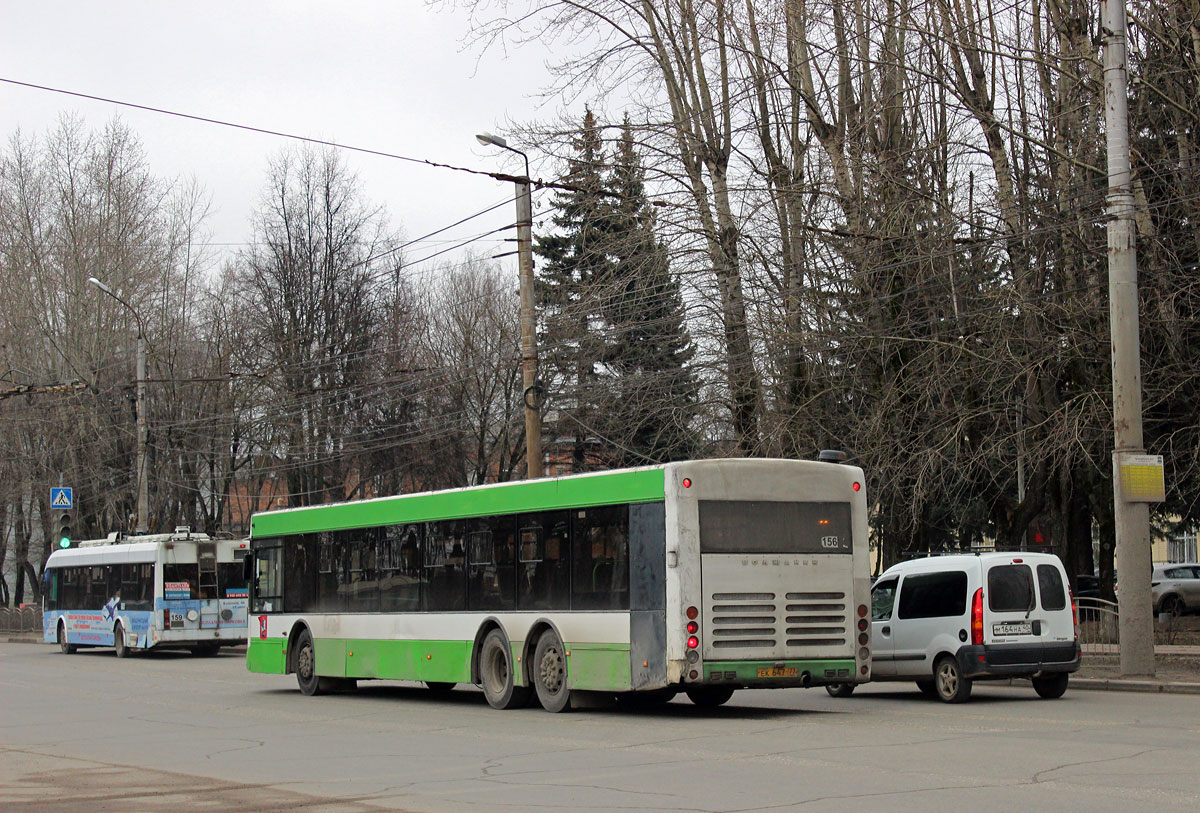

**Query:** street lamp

left=476, top=132, right=544, bottom=479
left=87, top=276, right=150, bottom=533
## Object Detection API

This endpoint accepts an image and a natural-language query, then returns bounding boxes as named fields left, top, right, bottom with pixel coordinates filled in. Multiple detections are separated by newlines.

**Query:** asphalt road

left=2, top=641, right=1198, bottom=812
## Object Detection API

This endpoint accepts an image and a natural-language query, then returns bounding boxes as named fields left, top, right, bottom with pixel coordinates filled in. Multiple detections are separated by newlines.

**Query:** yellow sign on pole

left=1118, top=453, right=1165, bottom=502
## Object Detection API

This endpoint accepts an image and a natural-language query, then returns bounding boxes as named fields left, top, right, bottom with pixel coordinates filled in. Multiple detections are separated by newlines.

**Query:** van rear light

left=971, top=588, right=984, bottom=645
left=1070, top=588, right=1079, bottom=641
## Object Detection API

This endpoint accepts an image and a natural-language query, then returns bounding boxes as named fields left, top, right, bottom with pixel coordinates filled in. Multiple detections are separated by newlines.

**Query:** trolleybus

left=43, top=528, right=250, bottom=656
left=245, top=458, right=871, bottom=710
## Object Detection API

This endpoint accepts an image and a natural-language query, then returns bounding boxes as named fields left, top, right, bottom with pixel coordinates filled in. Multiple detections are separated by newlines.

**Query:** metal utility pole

left=475, top=132, right=544, bottom=479
left=1102, top=0, right=1154, bottom=676
left=88, top=276, right=151, bottom=533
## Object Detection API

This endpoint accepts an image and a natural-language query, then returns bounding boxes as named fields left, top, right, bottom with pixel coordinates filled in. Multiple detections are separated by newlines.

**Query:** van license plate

left=993, top=621, right=1033, bottom=635
left=756, top=667, right=798, bottom=678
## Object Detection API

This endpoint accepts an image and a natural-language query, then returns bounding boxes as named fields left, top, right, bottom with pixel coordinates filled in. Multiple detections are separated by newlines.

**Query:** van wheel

left=685, top=686, right=735, bottom=708
left=1032, top=673, right=1069, bottom=699
left=58, top=622, right=76, bottom=654
left=1161, top=595, right=1184, bottom=617
left=934, top=655, right=972, bottom=703
left=825, top=683, right=855, bottom=698
left=532, top=631, right=572, bottom=712
left=478, top=629, right=530, bottom=710
left=295, top=629, right=334, bottom=696
left=916, top=680, right=937, bottom=697
left=113, top=623, right=128, bottom=658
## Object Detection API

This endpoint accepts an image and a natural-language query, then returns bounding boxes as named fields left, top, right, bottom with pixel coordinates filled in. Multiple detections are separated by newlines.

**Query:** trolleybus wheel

left=532, top=630, right=571, bottom=713
left=58, top=622, right=76, bottom=655
left=425, top=681, right=456, bottom=694
left=295, top=629, right=334, bottom=696
left=825, top=682, right=855, bottom=698
left=478, top=628, right=529, bottom=710
left=685, top=686, right=735, bottom=708
left=113, top=622, right=128, bottom=658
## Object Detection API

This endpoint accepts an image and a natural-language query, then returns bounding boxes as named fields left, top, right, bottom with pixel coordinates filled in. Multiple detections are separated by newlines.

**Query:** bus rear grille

left=708, top=590, right=849, bottom=652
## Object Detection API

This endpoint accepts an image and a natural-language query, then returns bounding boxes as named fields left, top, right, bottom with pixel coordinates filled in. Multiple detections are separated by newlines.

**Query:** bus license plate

left=993, top=621, right=1033, bottom=636
left=757, top=666, right=798, bottom=678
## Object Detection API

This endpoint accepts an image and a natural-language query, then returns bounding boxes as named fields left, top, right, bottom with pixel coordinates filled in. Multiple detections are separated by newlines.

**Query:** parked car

left=1151, top=563, right=1200, bottom=616
left=827, top=552, right=1080, bottom=703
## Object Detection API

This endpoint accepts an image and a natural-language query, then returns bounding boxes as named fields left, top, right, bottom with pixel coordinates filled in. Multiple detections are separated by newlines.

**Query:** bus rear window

left=698, top=501, right=852, bottom=554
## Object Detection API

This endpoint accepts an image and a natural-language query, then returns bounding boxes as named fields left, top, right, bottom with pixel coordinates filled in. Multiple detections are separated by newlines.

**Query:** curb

left=6, top=636, right=44, bottom=644
left=1071, top=677, right=1200, bottom=695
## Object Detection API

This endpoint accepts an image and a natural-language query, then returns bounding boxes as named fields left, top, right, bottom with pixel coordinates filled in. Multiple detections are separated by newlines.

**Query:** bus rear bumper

left=698, top=658, right=861, bottom=688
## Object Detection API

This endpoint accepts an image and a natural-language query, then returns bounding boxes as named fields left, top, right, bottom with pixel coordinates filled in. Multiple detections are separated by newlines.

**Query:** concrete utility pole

left=1102, top=0, right=1154, bottom=676
left=88, top=276, right=151, bottom=533
left=475, top=133, right=544, bottom=479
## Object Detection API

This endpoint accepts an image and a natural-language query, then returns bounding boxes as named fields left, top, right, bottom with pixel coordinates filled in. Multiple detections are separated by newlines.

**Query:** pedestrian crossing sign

left=51, top=487, right=73, bottom=509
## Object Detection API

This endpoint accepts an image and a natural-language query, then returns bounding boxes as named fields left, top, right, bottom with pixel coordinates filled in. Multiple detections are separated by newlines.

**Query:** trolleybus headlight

left=686, top=605, right=698, bottom=620
left=687, top=621, right=698, bottom=634
left=858, top=632, right=869, bottom=645
left=687, top=635, right=699, bottom=650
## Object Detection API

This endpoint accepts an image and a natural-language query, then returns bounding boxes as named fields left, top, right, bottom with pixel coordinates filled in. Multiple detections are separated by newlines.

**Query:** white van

left=828, top=552, right=1079, bottom=702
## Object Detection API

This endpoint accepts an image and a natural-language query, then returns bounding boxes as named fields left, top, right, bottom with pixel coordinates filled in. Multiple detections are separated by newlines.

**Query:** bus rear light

left=687, top=621, right=699, bottom=634
left=689, top=669, right=699, bottom=679
left=860, top=665, right=868, bottom=675
left=162, top=610, right=170, bottom=630
left=686, top=606, right=698, bottom=620
left=858, top=632, right=869, bottom=645
left=682, top=478, right=692, bottom=488
left=852, top=482, right=861, bottom=492
left=687, top=636, right=699, bottom=649
left=857, top=618, right=868, bottom=631
left=857, top=604, right=868, bottom=618
left=686, top=650, right=699, bottom=663
left=971, top=588, right=984, bottom=645
left=858, top=647, right=869, bottom=660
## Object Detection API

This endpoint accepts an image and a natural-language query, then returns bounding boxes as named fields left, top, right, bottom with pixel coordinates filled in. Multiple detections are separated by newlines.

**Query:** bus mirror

left=243, top=553, right=254, bottom=583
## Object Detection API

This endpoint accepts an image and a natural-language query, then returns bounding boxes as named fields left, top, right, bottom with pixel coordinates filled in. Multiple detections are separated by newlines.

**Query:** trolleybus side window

left=572, top=505, right=630, bottom=610
left=518, top=511, right=570, bottom=611
left=380, top=524, right=423, bottom=611
left=426, top=520, right=467, bottom=611
left=469, top=515, right=517, bottom=611
left=344, top=528, right=379, bottom=613
left=253, top=545, right=283, bottom=612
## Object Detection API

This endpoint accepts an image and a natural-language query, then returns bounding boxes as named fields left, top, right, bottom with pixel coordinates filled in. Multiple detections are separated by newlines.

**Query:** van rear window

left=988, top=565, right=1034, bottom=612
left=1037, top=564, right=1066, bottom=610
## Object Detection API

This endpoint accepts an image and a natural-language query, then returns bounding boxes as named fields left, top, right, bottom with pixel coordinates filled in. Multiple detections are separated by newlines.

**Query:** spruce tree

left=534, top=108, right=611, bottom=472
left=595, top=119, right=699, bottom=465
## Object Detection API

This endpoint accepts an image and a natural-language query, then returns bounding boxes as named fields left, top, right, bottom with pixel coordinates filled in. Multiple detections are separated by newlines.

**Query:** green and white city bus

left=245, top=458, right=871, bottom=711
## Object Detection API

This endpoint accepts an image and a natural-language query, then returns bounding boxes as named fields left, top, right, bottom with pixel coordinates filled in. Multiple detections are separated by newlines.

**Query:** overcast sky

left=0, top=1, right=569, bottom=276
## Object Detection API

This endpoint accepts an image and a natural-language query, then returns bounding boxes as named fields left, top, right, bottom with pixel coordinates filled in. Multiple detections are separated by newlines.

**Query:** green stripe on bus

left=246, top=638, right=286, bottom=674
left=250, top=468, right=666, bottom=537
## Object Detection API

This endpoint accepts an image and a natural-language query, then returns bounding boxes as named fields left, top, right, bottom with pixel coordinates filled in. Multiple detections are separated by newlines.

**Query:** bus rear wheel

left=113, top=623, right=128, bottom=658
left=685, top=686, right=735, bottom=708
left=532, top=631, right=571, bottom=713
left=295, top=629, right=334, bottom=696
left=478, top=628, right=529, bottom=710
left=58, top=622, right=76, bottom=655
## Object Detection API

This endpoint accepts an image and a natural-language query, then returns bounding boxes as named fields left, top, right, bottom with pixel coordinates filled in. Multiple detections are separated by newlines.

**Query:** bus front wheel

left=58, top=622, right=76, bottom=655
left=295, top=629, right=334, bottom=696
left=532, top=631, right=571, bottom=713
left=478, top=629, right=529, bottom=710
